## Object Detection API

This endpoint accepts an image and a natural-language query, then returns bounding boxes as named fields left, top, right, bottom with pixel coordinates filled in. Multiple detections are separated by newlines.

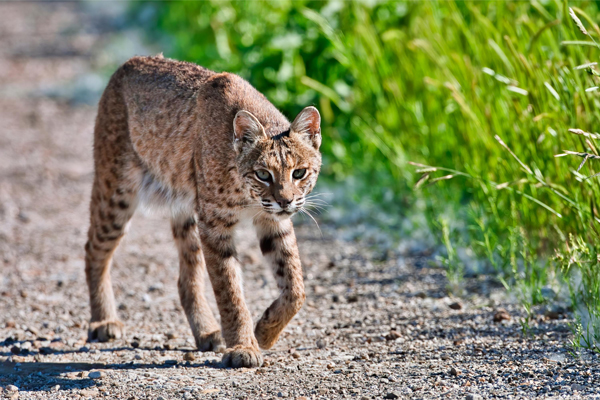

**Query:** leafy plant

left=133, top=0, right=600, bottom=349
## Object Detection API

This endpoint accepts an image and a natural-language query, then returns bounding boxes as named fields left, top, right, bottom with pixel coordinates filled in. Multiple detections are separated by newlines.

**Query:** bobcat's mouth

left=260, top=199, right=297, bottom=217
left=276, top=210, right=294, bottom=216
left=261, top=208, right=296, bottom=220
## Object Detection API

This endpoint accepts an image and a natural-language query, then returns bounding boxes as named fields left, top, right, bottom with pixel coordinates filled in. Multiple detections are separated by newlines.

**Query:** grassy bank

left=133, top=1, right=600, bottom=351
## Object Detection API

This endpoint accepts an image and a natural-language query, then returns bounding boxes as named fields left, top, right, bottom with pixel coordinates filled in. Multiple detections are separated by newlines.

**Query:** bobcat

left=85, top=55, right=322, bottom=368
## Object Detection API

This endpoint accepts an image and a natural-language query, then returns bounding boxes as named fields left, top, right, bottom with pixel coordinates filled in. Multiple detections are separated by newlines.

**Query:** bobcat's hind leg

left=85, top=170, right=141, bottom=342
left=85, top=71, right=143, bottom=342
left=172, top=214, right=224, bottom=352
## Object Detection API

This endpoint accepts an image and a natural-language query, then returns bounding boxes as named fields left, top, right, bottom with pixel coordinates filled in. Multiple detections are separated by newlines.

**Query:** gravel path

left=1, top=3, right=598, bottom=400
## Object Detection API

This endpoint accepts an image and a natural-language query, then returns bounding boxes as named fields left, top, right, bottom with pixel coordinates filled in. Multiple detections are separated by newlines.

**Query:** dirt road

left=0, top=3, right=598, bottom=399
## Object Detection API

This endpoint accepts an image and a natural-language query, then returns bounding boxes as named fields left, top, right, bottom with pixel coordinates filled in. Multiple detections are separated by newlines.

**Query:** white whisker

left=304, top=201, right=328, bottom=210
left=251, top=209, right=264, bottom=221
left=304, top=199, right=327, bottom=204
left=306, top=192, right=332, bottom=196
left=304, top=202, right=326, bottom=210
left=300, top=207, right=322, bottom=238
left=304, top=197, right=329, bottom=203
left=304, top=201, right=328, bottom=208
left=305, top=198, right=329, bottom=203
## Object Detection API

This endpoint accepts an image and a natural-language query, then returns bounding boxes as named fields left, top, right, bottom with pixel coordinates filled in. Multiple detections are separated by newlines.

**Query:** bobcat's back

left=98, top=55, right=290, bottom=195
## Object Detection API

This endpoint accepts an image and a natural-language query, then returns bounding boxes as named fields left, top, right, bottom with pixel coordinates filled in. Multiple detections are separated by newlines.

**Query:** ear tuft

left=290, top=106, right=321, bottom=149
left=233, top=110, right=266, bottom=152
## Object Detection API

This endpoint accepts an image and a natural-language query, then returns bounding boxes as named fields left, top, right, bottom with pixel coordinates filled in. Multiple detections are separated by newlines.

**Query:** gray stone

left=88, top=370, right=103, bottom=379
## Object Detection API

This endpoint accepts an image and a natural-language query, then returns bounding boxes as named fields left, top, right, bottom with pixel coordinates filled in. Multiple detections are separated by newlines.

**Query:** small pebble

left=80, top=389, right=99, bottom=397
left=384, top=393, right=399, bottom=399
left=571, top=383, right=586, bottom=392
left=493, top=308, right=511, bottom=322
left=88, top=370, right=103, bottom=379
left=51, top=385, right=60, bottom=392
left=449, top=301, right=462, bottom=310
left=183, top=352, right=195, bottom=361
left=316, top=339, right=327, bottom=349
left=545, top=310, right=560, bottom=320
left=6, top=385, right=18, bottom=392
left=166, top=332, right=178, bottom=340
left=385, top=331, right=401, bottom=341
left=450, top=367, right=461, bottom=376
left=17, top=211, right=30, bottom=223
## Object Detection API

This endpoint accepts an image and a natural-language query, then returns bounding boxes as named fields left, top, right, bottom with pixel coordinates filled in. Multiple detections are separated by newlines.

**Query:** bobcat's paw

left=196, top=330, right=225, bottom=353
left=88, top=320, right=125, bottom=342
left=222, top=345, right=263, bottom=368
left=255, top=321, right=280, bottom=350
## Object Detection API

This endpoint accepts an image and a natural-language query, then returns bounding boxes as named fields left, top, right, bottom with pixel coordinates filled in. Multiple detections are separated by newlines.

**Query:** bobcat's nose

left=275, top=197, right=293, bottom=209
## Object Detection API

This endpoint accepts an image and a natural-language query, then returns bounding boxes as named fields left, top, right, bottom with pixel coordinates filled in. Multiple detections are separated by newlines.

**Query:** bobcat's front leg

left=254, top=218, right=305, bottom=349
left=200, top=219, right=263, bottom=368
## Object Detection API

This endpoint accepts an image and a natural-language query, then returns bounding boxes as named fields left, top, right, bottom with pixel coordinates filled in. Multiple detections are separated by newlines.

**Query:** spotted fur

left=85, top=55, right=322, bottom=368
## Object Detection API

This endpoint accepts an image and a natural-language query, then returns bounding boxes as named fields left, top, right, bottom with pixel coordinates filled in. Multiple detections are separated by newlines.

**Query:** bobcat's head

left=234, top=106, right=322, bottom=219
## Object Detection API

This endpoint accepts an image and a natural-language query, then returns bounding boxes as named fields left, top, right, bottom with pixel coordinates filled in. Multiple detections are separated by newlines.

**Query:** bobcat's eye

left=255, top=169, right=271, bottom=181
left=292, top=169, right=307, bottom=179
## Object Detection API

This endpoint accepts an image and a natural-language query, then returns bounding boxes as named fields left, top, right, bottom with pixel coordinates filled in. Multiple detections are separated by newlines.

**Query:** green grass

left=134, top=0, right=600, bottom=352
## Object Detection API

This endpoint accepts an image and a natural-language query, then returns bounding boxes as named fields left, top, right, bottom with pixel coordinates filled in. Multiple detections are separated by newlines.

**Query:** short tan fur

left=85, top=55, right=322, bottom=368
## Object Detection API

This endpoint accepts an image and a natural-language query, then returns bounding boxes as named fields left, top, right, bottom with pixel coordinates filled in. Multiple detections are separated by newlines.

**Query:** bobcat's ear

left=233, top=110, right=266, bottom=152
left=290, top=106, right=321, bottom=149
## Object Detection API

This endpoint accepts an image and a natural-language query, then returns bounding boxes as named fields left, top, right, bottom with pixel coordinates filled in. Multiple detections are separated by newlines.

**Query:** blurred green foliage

left=135, top=1, right=418, bottom=199
left=135, top=0, right=600, bottom=350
